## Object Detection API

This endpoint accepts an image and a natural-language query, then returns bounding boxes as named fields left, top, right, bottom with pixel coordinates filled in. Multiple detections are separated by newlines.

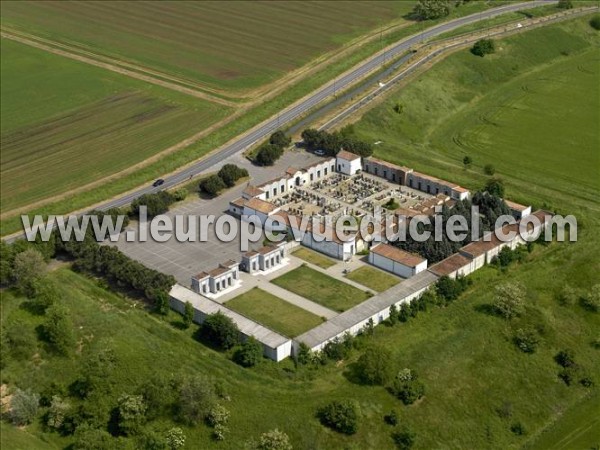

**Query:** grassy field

left=271, top=265, right=371, bottom=312
left=292, top=247, right=337, bottom=269
left=2, top=16, right=600, bottom=450
left=0, top=38, right=229, bottom=215
left=225, top=288, right=323, bottom=337
left=1, top=1, right=413, bottom=93
left=346, top=265, right=400, bottom=292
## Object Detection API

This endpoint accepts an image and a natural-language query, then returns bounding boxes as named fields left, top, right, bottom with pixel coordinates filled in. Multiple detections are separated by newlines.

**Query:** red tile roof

left=371, top=243, right=425, bottom=267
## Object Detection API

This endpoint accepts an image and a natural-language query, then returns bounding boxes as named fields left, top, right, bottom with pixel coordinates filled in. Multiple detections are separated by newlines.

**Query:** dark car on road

left=152, top=179, right=165, bottom=187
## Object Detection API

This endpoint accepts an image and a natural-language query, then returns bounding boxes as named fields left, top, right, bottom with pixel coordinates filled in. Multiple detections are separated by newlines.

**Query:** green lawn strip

left=224, top=287, right=323, bottom=337
left=345, top=266, right=400, bottom=292
left=292, top=247, right=337, bottom=269
left=271, top=265, right=371, bottom=312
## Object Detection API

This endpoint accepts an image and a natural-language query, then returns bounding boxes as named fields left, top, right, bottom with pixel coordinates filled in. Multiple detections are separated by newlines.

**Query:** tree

left=388, top=304, right=399, bottom=325
left=463, top=156, right=472, bottom=169
left=485, top=177, right=505, bottom=198
left=177, top=375, right=217, bottom=425
left=591, top=15, right=600, bottom=30
left=201, top=312, right=240, bottom=350
left=117, top=394, right=147, bottom=435
left=513, top=328, right=539, bottom=353
left=46, top=395, right=71, bottom=431
left=388, top=369, right=425, bottom=405
left=317, top=400, right=359, bottom=435
left=558, top=0, right=573, bottom=8
left=9, top=389, right=40, bottom=425
left=207, top=403, right=230, bottom=428
left=30, top=277, right=60, bottom=313
left=4, top=320, right=37, bottom=360
left=355, top=346, right=394, bottom=385
left=471, top=39, right=495, bottom=57
left=269, top=130, right=292, bottom=149
left=0, top=240, right=15, bottom=285
left=42, top=303, right=76, bottom=355
left=183, top=301, right=194, bottom=328
left=255, top=429, right=293, bottom=450
left=166, top=427, right=186, bottom=450
left=218, top=164, right=248, bottom=187
left=435, top=276, right=468, bottom=302
left=131, top=191, right=175, bottom=218
left=494, top=282, right=526, bottom=319
left=154, top=290, right=170, bottom=315
left=72, top=424, right=113, bottom=450
left=74, top=345, right=117, bottom=398
left=413, top=0, right=451, bottom=20
left=255, top=144, right=284, bottom=166
left=12, top=248, right=46, bottom=296
left=295, top=342, right=313, bottom=365
left=484, top=164, right=496, bottom=176
left=200, top=174, right=227, bottom=197
left=393, top=103, right=404, bottom=114
left=234, top=337, right=263, bottom=367
left=392, top=426, right=416, bottom=449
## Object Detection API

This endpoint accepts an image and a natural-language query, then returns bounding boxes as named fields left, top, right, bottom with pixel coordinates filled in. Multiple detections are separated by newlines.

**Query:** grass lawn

left=225, top=288, right=323, bottom=337
left=0, top=38, right=229, bottom=215
left=346, top=265, right=400, bottom=292
left=1, top=1, right=413, bottom=93
left=292, top=247, right=337, bottom=269
left=271, top=265, right=371, bottom=312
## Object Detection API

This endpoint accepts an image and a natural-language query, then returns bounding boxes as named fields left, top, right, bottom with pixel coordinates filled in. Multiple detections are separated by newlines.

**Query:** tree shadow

left=342, top=361, right=367, bottom=386
left=474, top=303, right=498, bottom=317
left=19, top=300, right=45, bottom=316
left=170, top=320, right=188, bottom=331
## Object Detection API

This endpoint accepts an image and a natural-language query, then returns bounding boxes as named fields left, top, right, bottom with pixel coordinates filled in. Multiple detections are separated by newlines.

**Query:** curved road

left=67, top=2, right=559, bottom=212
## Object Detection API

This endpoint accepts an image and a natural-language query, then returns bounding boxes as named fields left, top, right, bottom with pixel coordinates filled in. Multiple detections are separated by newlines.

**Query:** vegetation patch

left=345, top=266, right=400, bottom=292
left=272, top=265, right=371, bottom=312
left=292, top=247, right=336, bottom=269
left=225, top=288, right=323, bottom=338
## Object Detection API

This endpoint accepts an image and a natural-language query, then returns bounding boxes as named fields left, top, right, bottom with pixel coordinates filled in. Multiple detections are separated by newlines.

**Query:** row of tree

left=301, top=128, right=373, bottom=157
left=254, top=130, right=292, bottom=166
left=200, top=164, right=249, bottom=196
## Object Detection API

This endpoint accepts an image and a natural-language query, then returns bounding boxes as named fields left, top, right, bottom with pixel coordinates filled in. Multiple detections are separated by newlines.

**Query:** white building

left=369, top=243, right=427, bottom=278
left=241, top=244, right=286, bottom=274
left=191, top=260, right=240, bottom=295
left=336, top=150, right=362, bottom=176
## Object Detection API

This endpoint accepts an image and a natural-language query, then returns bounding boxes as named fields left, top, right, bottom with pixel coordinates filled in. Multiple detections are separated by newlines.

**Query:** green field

left=346, top=265, right=400, bottom=292
left=0, top=38, right=229, bottom=214
left=225, top=288, right=323, bottom=337
left=271, top=265, right=371, bottom=312
left=1, top=1, right=413, bottom=93
left=354, top=18, right=600, bottom=206
left=292, top=247, right=337, bottom=269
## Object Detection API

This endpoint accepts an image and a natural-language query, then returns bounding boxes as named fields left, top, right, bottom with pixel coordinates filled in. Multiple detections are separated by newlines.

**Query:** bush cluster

left=471, top=39, right=495, bottom=57
left=301, top=128, right=372, bottom=157
left=317, top=400, right=359, bottom=435
left=200, top=163, right=248, bottom=196
left=254, top=130, right=291, bottom=166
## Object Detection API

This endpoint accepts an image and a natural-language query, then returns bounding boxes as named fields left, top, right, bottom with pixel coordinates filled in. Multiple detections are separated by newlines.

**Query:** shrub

left=322, top=336, right=353, bottom=361
left=234, top=337, right=263, bottom=367
left=72, top=425, right=113, bottom=450
left=42, top=303, right=76, bottom=355
left=9, top=388, right=40, bottom=425
left=355, top=346, right=394, bottom=385
left=388, top=369, right=425, bottom=405
left=200, top=174, right=227, bottom=197
left=471, top=39, right=495, bottom=57
left=183, top=301, right=194, bottom=328
left=177, top=376, right=217, bottom=425
left=513, top=328, right=539, bottom=353
left=46, top=395, right=71, bottom=431
left=484, top=164, right=496, bottom=175
left=218, top=164, right=248, bottom=187
left=206, top=403, right=230, bottom=427
left=493, top=282, right=525, bottom=319
left=165, top=427, right=186, bottom=449
left=558, top=0, right=573, bottom=8
left=385, top=410, right=398, bottom=426
left=255, top=429, right=293, bottom=450
left=131, top=191, right=175, bottom=218
left=201, top=312, right=240, bottom=350
left=12, top=248, right=46, bottom=296
left=463, top=156, right=472, bottom=169
left=436, top=276, right=470, bottom=302
left=117, top=394, right=147, bottom=435
left=213, top=423, right=229, bottom=441
left=388, top=304, right=399, bottom=325
left=580, top=284, right=600, bottom=312
left=557, top=285, right=579, bottom=306
left=392, top=426, right=416, bottom=449
left=317, top=400, right=359, bottom=435
left=256, top=144, right=284, bottom=166
left=558, top=366, right=580, bottom=386
left=510, top=421, right=527, bottom=436
left=171, top=188, right=188, bottom=201
left=591, top=15, right=600, bottom=30
left=413, top=0, right=451, bottom=20
left=269, top=130, right=292, bottom=149
left=30, top=277, right=59, bottom=313
left=554, top=349, right=575, bottom=368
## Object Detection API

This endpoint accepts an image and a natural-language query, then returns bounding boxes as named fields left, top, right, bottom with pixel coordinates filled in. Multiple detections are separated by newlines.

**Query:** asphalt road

left=31, top=1, right=559, bottom=216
